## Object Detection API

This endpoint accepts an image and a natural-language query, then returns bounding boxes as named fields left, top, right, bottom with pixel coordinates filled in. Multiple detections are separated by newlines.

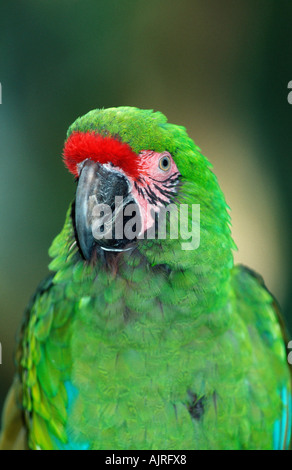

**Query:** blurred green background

left=1, top=0, right=292, bottom=414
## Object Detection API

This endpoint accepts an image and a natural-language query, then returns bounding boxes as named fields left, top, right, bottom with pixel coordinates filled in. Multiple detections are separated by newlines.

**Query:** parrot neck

left=49, top=194, right=235, bottom=331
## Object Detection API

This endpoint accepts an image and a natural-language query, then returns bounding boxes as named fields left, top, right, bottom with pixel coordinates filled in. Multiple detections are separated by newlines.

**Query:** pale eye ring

left=159, top=154, right=171, bottom=171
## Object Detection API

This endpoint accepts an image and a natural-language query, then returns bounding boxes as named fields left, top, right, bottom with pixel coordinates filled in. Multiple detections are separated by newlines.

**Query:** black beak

left=75, top=159, right=139, bottom=260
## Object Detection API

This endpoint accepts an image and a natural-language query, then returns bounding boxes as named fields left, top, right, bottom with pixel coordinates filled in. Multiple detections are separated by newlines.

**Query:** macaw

left=0, top=106, right=291, bottom=450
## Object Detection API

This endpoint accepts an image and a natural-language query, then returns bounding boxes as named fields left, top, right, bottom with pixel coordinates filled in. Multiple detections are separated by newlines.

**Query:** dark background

left=1, top=0, right=292, bottom=413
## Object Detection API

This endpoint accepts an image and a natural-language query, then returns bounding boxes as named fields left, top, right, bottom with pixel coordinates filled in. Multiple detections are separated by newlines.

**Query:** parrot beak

left=75, top=159, right=138, bottom=260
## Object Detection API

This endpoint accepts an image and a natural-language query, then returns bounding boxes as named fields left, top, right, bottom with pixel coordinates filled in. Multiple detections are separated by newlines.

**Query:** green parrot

left=0, top=106, right=291, bottom=450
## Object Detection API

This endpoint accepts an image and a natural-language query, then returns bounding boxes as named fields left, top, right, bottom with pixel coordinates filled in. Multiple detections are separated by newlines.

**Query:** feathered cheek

left=130, top=188, right=158, bottom=236
left=141, top=198, right=158, bottom=235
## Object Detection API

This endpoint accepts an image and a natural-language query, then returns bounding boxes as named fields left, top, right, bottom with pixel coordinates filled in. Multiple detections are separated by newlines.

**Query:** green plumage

left=1, top=107, right=291, bottom=450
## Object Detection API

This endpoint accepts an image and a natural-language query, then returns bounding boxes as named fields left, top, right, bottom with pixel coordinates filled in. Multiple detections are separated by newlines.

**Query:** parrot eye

left=159, top=154, right=171, bottom=171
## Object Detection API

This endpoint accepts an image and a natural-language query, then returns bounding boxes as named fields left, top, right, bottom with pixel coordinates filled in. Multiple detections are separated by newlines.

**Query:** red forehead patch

left=63, top=131, right=140, bottom=179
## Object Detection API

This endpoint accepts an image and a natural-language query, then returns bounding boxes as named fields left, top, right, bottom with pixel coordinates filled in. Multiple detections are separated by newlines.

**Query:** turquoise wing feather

left=231, top=265, right=292, bottom=450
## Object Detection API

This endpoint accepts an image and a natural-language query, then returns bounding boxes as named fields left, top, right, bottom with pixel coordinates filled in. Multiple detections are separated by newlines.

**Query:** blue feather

left=273, top=386, right=292, bottom=450
left=50, top=381, right=90, bottom=450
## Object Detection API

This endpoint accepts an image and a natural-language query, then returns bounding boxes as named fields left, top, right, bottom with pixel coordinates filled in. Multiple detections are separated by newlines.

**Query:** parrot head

left=64, top=129, right=180, bottom=259
left=62, top=106, right=234, bottom=270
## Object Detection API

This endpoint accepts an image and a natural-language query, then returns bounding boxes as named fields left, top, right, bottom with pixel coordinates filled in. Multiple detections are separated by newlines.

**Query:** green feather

left=1, top=106, right=290, bottom=450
